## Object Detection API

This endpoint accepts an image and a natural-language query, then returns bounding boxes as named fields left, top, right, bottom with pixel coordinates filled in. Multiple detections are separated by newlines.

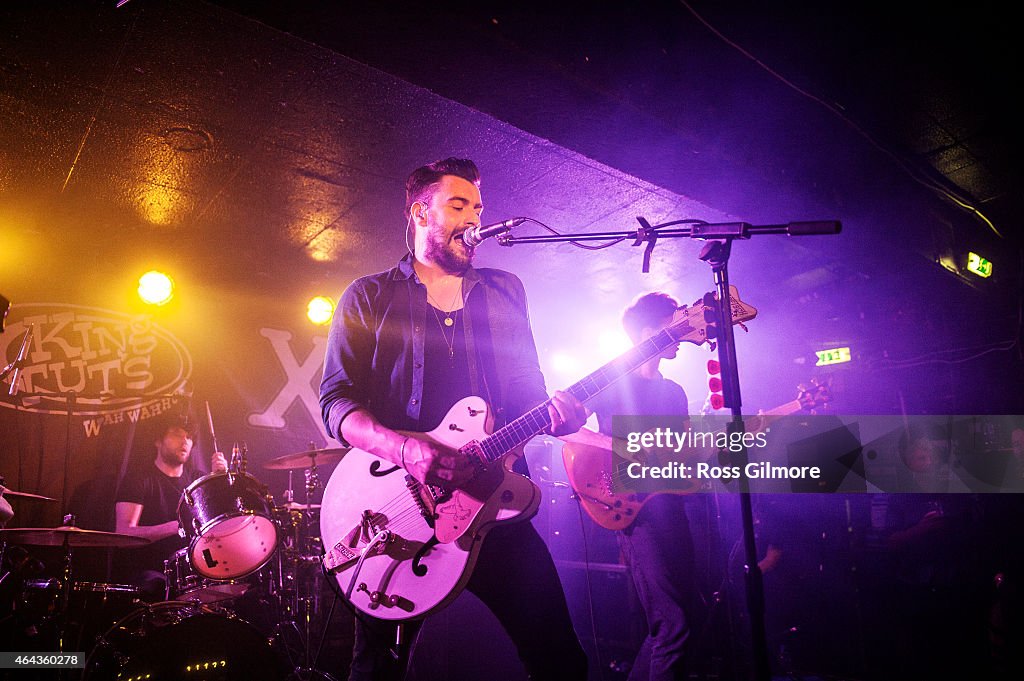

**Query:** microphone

left=7, top=325, right=33, bottom=397
left=461, top=217, right=526, bottom=248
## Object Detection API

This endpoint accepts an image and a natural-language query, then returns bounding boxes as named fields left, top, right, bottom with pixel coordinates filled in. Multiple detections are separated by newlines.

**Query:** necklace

left=426, top=281, right=462, bottom=363
left=429, top=305, right=458, bottom=364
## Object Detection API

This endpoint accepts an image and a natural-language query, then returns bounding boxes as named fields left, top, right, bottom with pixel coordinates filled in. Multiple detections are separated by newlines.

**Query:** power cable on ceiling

left=61, top=4, right=142, bottom=193
left=677, top=0, right=1003, bottom=239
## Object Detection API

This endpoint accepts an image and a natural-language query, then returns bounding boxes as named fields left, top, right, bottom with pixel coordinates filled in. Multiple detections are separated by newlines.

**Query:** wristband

left=399, top=437, right=411, bottom=469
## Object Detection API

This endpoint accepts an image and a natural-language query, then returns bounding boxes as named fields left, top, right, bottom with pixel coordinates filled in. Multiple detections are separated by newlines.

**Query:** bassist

left=568, top=291, right=699, bottom=681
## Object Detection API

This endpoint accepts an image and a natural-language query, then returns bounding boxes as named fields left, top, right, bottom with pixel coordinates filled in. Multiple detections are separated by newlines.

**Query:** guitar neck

left=743, top=397, right=806, bottom=436
left=761, top=398, right=803, bottom=418
left=478, top=328, right=690, bottom=462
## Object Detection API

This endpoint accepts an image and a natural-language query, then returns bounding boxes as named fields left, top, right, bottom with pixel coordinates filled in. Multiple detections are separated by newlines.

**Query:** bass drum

left=84, top=601, right=286, bottom=681
left=17, top=579, right=141, bottom=653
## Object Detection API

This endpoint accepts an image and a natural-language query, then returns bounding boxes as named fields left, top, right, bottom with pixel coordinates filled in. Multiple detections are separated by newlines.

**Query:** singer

left=319, top=157, right=588, bottom=681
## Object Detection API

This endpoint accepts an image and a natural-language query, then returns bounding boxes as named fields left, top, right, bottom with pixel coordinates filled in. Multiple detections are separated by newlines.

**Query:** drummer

left=114, top=417, right=227, bottom=598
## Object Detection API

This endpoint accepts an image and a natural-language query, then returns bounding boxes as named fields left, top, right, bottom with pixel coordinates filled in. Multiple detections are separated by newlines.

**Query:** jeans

left=617, top=494, right=694, bottom=681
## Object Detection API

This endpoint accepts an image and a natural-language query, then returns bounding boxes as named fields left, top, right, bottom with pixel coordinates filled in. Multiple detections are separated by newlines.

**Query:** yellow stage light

left=138, top=270, right=174, bottom=305
left=307, top=296, right=335, bottom=325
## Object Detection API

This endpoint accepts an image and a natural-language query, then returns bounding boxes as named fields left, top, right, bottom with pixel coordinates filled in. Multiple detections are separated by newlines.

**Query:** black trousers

left=347, top=520, right=587, bottom=681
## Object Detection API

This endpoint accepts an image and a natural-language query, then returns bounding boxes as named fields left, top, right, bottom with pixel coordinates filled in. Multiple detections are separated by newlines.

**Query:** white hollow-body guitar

left=320, top=286, right=757, bottom=620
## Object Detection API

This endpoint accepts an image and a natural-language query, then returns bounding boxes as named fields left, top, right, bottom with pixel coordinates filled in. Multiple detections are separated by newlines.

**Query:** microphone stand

left=500, top=218, right=841, bottom=681
left=0, top=325, right=33, bottom=388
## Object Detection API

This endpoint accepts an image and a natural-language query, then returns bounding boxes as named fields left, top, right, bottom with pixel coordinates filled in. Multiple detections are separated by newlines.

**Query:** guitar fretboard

left=477, top=322, right=695, bottom=462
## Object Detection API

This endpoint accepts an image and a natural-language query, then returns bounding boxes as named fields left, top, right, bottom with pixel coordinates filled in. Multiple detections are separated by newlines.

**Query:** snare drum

left=177, top=472, right=278, bottom=579
left=164, top=547, right=250, bottom=604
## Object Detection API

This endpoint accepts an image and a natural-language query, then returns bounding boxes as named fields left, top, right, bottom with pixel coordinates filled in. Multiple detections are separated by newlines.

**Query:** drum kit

left=0, top=445, right=348, bottom=681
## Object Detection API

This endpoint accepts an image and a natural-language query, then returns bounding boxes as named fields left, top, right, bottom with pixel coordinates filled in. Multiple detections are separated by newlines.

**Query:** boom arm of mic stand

left=496, top=219, right=841, bottom=245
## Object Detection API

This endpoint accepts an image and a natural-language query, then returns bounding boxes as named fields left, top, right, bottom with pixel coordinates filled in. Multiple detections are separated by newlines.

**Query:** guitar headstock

left=668, top=285, right=758, bottom=347
left=796, top=377, right=832, bottom=413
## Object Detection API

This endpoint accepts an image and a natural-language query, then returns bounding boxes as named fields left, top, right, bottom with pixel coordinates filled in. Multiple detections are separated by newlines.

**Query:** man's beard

left=423, top=225, right=472, bottom=275
left=160, top=448, right=190, bottom=466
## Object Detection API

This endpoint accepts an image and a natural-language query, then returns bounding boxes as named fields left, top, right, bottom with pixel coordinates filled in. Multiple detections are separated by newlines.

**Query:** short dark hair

left=404, top=158, right=480, bottom=218
left=622, top=292, right=680, bottom=343
left=159, top=416, right=197, bottom=440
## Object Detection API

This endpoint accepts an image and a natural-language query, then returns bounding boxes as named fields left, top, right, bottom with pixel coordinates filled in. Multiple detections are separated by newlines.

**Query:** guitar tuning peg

left=708, top=342, right=717, bottom=352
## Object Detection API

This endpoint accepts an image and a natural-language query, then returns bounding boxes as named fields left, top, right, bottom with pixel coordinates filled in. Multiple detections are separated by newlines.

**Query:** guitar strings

left=350, top=491, right=426, bottom=538
left=362, top=486, right=443, bottom=538
left=345, top=475, right=473, bottom=544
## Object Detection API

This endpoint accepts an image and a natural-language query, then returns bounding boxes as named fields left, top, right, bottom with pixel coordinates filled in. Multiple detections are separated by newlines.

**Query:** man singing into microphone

left=319, top=157, right=588, bottom=680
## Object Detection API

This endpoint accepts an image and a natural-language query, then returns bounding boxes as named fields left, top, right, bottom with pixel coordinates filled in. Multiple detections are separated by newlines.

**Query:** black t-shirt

left=116, top=464, right=200, bottom=577
left=589, top=373, right=689, bottom=436
left=588, top=372, right=695, bottom=499
left=420, top=306, right=473, bottom=431
left=420, top=306, right=536, bottom=475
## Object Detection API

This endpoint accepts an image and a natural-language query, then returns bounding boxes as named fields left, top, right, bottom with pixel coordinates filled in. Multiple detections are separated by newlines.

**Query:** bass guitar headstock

left=667, top=285, right=758, bottom=348
left=796, top=377, right=832, bottom=413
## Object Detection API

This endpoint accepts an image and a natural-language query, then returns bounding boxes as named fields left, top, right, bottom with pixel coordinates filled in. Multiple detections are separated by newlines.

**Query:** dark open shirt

left=319, top=255, right=550, bottom=470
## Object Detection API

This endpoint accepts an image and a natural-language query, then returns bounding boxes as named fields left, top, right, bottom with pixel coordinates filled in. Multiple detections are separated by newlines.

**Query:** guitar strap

left=462, top=279, right=502, bottom=427
left=464, top=278, right=539, bottom=478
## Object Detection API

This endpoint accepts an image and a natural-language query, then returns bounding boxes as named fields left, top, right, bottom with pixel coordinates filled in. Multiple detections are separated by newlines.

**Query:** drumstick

left=206, top=401, right=230, bottom=476
left=205, top=401, right=219, bottom=453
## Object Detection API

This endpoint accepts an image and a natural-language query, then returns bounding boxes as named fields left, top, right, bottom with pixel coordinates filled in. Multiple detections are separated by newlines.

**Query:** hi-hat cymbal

left=264, top=447, right=348, bottom=470
left=0, top=526, right=151, bottom=548
left=0, top=485, right=57, bottom=502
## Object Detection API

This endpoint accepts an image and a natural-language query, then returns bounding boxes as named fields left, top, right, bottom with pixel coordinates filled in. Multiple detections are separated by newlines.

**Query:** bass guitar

left=561, top=378, right=832, bottom=531
left=319, top=286, right=757, bottom=620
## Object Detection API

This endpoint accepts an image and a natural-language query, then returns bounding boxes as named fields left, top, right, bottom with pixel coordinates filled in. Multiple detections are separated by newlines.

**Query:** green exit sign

left=966, top=252, right=992, bottom=278
left=815, top=347, right=852, bottom=366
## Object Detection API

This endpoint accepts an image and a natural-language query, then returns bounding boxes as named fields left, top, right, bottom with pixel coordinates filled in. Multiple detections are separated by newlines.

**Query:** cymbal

left=0, top=486, right=57, bottom=501
left=263, top=447, right=348, bottom=470
left=277, top=502, right=322, bottom=511
left=0, top=526, right=151, bottom=548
